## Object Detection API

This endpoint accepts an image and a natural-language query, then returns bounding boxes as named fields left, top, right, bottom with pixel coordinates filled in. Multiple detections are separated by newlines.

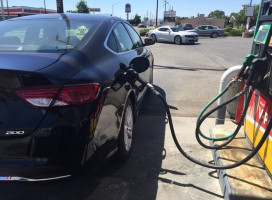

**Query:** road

left=148, top=37, right=252, bottom=117
left=0, top=37, right=253, bottom=200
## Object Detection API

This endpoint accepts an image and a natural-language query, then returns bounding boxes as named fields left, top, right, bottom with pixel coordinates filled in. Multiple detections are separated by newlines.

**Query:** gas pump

left=113, top=0, right=272, bottom=171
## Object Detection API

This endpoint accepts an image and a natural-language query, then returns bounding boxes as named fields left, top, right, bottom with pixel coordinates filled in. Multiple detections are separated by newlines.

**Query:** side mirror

left=130, top=57, right=150, bottom=73
left=144, top=38, right=155, bottom=46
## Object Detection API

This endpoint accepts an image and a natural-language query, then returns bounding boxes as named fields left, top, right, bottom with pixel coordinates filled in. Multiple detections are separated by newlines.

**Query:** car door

left=206, top=26, right=214, bottom=35
left=157, top=28, right=168, bottom=41
left=160, top=28, right=171, bottom=41
left=197, top=26, right=207, bottom=36
left=111, top=22, right=148, bottom=101
left=123, top=23, right=152, bottom=81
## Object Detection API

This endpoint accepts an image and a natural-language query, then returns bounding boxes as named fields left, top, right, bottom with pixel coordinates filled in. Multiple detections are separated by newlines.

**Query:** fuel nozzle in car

left=115, top=53, right=272, bottom=170
left=111, top=58, right=150, bottom=92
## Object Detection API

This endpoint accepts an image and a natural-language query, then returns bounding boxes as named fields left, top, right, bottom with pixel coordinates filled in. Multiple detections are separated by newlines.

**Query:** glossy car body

left=187, top=25, right=225, bottom=38
left=137, top=24, right=147, bottom=28
left=148, top=26, right=199, bottom=44
left=0, top=13, right=154, bottom=180
left=182, top=23, right=193, bottom=30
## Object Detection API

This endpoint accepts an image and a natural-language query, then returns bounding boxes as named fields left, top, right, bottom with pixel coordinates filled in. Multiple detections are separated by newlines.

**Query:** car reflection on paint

left=0, top=13, right=154, bottom=181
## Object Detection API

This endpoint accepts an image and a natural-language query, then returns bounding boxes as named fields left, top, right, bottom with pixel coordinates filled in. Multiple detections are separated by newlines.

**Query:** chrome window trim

left=104, top=21, right=135, bottom=55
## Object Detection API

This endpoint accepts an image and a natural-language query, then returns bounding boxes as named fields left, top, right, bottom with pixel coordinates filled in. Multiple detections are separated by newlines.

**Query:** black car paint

left=0, top=14, right=153, bottom=178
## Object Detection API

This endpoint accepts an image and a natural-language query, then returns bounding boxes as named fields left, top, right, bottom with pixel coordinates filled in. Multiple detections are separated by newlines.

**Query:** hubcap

left=175, top=37, right=180, bottom=44
left=124, top=105, right=133, bottom=152
left=151, top=35, right=156, bottom=41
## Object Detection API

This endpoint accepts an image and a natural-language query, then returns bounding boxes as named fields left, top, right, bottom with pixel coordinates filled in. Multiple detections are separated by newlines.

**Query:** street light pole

left=155, top=0, right=158, bottom=27
left=6, top=0, right=9, bottom=19
left=0, top=0, right=5, bottom=21
left=44, top=0, right=47, bottom=14
left=112, top=2, right=121, bottom=17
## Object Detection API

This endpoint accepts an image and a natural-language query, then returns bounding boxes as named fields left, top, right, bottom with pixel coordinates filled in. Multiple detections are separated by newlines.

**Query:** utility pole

left=155, top=0, right=158, bottom=26
left=6, top=0, right=9, bottom=19
left=163, top=0, right=168, bottom=11
left=0, top=0, right=4, bottom=21
left=44, top=0, right=47, bottom=14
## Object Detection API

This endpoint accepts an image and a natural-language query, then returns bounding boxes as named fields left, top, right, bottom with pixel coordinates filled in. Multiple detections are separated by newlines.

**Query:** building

left=177, top=14, right=228, bottom=28
left=0, top=6, right=57, bottom=21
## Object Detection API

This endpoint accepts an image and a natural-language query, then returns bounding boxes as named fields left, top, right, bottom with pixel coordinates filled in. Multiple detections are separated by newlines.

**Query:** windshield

left=171, top=27, right=184, bottom=32
left=0, top=18, right=101, bottom=51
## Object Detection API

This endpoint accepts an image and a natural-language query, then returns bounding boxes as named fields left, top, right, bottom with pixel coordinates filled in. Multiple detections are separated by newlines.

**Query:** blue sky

left=5, top=0, right=261, bottom=19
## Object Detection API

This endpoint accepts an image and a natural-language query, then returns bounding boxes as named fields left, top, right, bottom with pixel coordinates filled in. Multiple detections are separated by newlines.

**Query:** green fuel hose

left=197, top=54, right=257, bottom=142
left=196, top=86, right=233, bottom=141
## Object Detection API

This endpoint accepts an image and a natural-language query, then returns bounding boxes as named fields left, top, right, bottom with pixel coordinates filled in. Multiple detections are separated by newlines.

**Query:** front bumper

left=184, top=36, right=198, bottom=43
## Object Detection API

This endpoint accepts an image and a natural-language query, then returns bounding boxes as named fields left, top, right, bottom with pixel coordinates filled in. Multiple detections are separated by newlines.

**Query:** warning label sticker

left=74, top=26, right=89, bottom=40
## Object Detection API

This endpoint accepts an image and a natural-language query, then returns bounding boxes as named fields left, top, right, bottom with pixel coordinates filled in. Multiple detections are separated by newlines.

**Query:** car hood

left=186, top=30, right=197, bottom=32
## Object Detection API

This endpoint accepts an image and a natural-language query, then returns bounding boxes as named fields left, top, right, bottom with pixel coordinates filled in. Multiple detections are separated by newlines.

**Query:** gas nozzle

left=111, top=57, right=150, bottom=92
left=245, top=57, right=268, bottom=88
left=235, top=54, right=257, bottom=81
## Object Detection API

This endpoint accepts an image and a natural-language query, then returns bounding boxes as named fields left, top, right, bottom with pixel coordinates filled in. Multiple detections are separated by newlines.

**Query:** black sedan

left=0, top=13, right=154, bottom=181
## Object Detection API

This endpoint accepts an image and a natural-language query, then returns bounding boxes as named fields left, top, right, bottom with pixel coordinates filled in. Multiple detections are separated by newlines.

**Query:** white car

left=148, top=26, right=199, bottom=45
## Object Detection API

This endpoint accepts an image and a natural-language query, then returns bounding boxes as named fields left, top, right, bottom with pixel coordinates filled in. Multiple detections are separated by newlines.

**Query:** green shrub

left=250, top=31, right=255, bottom=36
left=225, top=32, right=230, bottom=37
left=229, top=29, right=243, bottom=36
left=139, top=29, right=150, bottom=36
left=224, top=27, right=233, bottom=33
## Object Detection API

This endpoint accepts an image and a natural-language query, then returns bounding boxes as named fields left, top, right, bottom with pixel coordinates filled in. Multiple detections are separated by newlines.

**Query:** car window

left=113, top=23, right=133, bottom=52
left=194, top=26, right=199, bottom=30
left=0, top=19, right=101, bottom=51
left=199, top=26, right=206, bottom=30
left=123, top=23, right=143, bottom=49
left=107, top=32, right=119, bottom=52
left=158, top=28, right=169, bottom=32
left=207, top=26, right=213, bottom=30
left=171, top=27, right=183, bottom=32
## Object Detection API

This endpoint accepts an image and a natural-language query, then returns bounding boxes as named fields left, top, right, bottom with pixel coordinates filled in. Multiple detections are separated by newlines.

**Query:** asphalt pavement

left=0, top=37, right=253, bottom=200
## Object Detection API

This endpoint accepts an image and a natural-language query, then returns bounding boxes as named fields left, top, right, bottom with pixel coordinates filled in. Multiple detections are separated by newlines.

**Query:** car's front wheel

left=174, top=36, right=182, bottom=45
left=151, top=34, right=157, bottom=42
left=116, top=98, right=134, bottom=160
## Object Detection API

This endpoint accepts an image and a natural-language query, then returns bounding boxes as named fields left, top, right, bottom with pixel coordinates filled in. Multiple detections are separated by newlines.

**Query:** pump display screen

left=254, top=24, right=271, bottom=44
left=256, top=29, right=268, bottom=42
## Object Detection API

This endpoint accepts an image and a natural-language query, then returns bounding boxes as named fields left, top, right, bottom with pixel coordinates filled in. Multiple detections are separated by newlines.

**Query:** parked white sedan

left=147, top=26, right=199, bottom=45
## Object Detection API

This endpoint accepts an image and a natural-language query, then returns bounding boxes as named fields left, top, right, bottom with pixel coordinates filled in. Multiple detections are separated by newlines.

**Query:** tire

left=150, top=63, right=153, bottom=84
left=211, top=32, right=218, bottom=38
left=151, top=34, right=157, bottom=42
left=174, top=36, right=182, bottom=45
left=116, top=99, right=134, bottom=161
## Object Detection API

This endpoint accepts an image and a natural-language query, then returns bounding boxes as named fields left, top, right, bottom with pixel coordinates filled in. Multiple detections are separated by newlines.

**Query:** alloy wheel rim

left=124, top=105, right=133, bottom=152
left=175, top=37, right=180, bottom=44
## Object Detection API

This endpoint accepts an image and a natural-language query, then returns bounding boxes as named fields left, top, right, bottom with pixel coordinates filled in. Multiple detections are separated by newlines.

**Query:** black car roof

left=8, top=13, right=123, bottom=23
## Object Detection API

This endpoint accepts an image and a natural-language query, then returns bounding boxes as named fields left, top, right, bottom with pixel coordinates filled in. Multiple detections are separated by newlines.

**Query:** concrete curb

left=209, top=128, right=232, bottom=200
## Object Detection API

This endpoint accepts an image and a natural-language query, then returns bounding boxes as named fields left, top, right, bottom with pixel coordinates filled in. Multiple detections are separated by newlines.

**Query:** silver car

left=148, top=26, right=199, bottom=45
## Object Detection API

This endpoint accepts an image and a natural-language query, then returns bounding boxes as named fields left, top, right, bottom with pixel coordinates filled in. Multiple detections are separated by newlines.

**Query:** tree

left=208, top=10, right=226, bottom=18
left=234, top=4, right=259, bottom=27
left=66, top=10, right=77, bottom=13
left=134, top=14, right=141, bottom=25
left=76, top=0, right=89, bottom=13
